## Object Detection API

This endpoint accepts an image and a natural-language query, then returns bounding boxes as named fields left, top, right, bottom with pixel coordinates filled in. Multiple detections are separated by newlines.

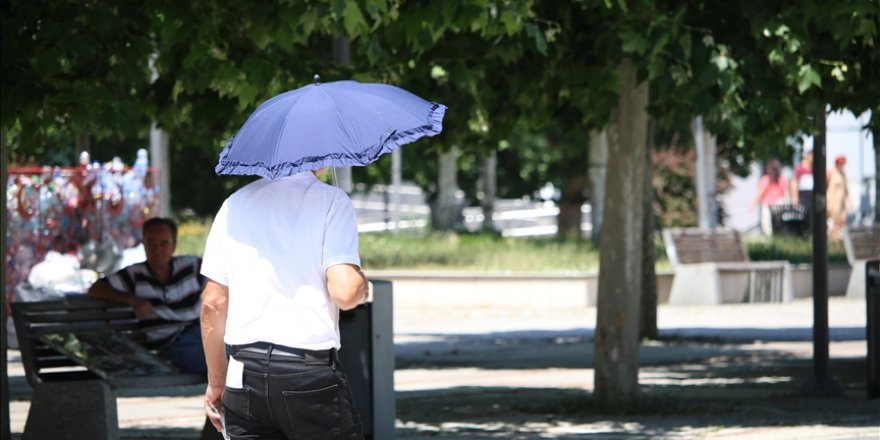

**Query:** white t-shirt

left=201, top=173, right=361, bottom=350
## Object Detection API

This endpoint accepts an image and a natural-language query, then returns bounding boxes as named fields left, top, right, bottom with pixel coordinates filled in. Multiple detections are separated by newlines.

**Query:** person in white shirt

left=200, top=168, right=367, bottom=439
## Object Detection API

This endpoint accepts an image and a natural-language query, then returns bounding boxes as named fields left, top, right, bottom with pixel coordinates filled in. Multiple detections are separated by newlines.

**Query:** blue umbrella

left=216, top=76, right=447, bottom=180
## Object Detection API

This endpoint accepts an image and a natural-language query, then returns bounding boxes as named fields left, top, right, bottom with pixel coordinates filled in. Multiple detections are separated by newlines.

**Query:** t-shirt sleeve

left=323, top=190, right=361, bottom=270
left=200, top=200, right=231, bottom=286
left=105, top=267, right=134, bottom=294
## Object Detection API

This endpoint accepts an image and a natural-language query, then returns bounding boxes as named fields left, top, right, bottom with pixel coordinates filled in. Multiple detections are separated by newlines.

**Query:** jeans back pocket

left=282, top=384, right=341, bottom=440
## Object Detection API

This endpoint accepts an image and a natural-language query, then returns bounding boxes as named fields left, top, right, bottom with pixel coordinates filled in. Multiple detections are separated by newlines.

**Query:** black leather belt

left=230, top=342, right=333, bottom=364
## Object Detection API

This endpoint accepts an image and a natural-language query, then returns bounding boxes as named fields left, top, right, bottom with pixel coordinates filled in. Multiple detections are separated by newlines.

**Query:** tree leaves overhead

left=1, top=0, right=154, bottom=151
left=3, top=0, right=878, bottom=210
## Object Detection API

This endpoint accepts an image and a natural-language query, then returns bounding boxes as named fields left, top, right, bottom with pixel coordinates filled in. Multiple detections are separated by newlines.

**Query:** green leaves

left=342, top=2, right=368, bottom=38
left=525, top=22, right=547, bottom=55
left=620, top=29, right=650, bottom=55
left=797, top=64, right=822, bottom=93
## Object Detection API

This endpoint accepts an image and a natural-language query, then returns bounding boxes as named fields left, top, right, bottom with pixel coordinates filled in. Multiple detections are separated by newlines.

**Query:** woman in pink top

left=749, top=159, right=788, bottom=235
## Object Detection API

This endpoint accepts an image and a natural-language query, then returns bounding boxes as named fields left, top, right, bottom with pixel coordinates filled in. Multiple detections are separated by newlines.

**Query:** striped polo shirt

left=105, top=255, right=205, bottom=343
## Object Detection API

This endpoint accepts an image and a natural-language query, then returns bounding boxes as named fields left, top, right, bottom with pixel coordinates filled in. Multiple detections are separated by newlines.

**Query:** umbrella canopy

left=216, top=77, right=447, bottom=180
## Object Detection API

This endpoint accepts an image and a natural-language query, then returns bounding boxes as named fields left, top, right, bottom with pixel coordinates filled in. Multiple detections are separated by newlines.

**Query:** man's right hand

left=204, top=385, right=225, bottom=432
left=131, top=298, right=157, bottom=319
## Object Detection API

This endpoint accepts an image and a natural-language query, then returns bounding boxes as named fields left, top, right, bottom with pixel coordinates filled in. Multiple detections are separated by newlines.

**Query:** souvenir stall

left=5, top=150, right=160, bottom=343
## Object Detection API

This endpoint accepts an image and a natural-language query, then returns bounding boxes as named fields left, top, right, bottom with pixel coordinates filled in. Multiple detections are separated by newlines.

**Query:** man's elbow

left=86, top=280, right=106, bottom=299
left=200, top=281, right=229, bottom=318
left=327, top=265, right=368, bottom=310
left=334, top=279, right=367, bottom=310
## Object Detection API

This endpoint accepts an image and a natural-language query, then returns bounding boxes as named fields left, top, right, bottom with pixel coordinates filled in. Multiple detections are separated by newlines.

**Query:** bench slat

left=22, top=311, right=137, bottom=323
left=11, top=297, right=204, bottom=391
left=842, top=225, right=880, bottom=264
left=667, top=228, right=749, bottom=265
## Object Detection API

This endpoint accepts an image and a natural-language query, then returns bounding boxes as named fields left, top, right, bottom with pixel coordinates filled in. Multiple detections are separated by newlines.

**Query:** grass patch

left=174, top=219, right=211, bottom=257
left=175, top=219, right=845, bottom=271
left=746, top=235, right=848, bottom=264
left=360, top=232, right=602, bottom=272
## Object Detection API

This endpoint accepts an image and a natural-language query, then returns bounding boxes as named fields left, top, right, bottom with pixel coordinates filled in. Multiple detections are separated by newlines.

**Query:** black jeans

left=222, top=343, right=363, bottom=440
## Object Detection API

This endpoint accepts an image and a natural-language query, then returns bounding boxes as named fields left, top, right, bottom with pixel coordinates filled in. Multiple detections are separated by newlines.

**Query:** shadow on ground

left=396, top=356, right=879, bottom=439
left=395, top=328, right=878, bottom=439
left=394, top=326, right=865, bottom=370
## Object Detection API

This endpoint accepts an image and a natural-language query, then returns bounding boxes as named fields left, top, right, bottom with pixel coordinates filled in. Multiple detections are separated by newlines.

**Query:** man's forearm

left=87, top=280, right=136, bottom=306
left=201, top=280, right=229, bottom=388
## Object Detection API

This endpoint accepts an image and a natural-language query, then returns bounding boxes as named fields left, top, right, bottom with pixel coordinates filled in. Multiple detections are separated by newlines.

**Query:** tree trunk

left=480, top=150, right=497, bottom=232
left=432, top=146, right=461, bottom=231
left=150, top=124, right=171, bottom=216
left=390, top=149, right=402, bottom=234
left=558, top=175, right=587, bottom=238
left=332, top=36, right=353, bottom=194
left=691, top=116, right=717, bottom=229
left=639, top=120, right=658, bottom=340
left=588, top=130, right=609, bottom=244
left=594, top=59, right=649, bottom=405
left=74, top=135, right=91, bottom=153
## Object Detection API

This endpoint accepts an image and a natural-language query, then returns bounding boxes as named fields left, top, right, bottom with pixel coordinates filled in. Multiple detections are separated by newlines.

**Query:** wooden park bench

left=662, top=227, right=793, bottom=305
left=11, top=280, right=395, bottom=440
left=11, top=295, right=221, bottom=439
left=842, top=224, right=880, bottom=298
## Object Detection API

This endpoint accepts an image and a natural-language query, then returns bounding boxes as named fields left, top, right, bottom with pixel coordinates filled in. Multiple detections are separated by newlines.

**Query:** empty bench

left=663, top=228, right=793, bottom=305
left=11, top=295, right=220, bottom=440
left=842, top=225, right=880, bottom=299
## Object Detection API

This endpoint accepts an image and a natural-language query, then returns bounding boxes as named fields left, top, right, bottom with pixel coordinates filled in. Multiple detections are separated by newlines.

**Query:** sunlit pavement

left=8, top=297, right=879, bottom=439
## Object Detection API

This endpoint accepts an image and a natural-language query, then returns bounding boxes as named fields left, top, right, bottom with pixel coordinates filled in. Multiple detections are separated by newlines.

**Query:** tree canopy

left=2, top=0, right=877, bottom=212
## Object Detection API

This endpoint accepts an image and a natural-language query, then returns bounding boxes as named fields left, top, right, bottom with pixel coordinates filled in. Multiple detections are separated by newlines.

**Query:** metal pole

left=805, top=108, right=842, bottom=396
left=2, top=127, right=11, bottom=439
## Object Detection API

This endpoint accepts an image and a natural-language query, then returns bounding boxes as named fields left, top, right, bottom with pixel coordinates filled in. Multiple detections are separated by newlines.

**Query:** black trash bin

left=867, top=260, right=880, bottom=400
left=770, top=204, right=808, bottom=236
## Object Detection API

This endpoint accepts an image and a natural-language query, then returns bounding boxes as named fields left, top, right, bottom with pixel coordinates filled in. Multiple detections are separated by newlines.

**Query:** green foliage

left=1, top=0, right=155, bottom=149
left=4, top=0, right=878, bottom=217
left=177, top=219, right=840, bottom=270
left=361, top=232, right=602, bottom=271
left=747, top=236, right=848, bottom=264
left=175, top=220, right=604, bottom=272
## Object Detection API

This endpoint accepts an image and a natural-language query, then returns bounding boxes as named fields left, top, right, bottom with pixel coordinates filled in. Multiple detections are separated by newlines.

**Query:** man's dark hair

left=143, top=217, right=178, bottom=243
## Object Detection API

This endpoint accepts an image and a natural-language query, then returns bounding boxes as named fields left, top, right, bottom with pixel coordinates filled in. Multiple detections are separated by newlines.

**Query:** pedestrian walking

left=200, top=77, right=446, bottom=439
left=826, top=154, right=851, bottom=241
left=749, top=159, right=788, bottom=235
left=791, top=149, right=814, bottom=228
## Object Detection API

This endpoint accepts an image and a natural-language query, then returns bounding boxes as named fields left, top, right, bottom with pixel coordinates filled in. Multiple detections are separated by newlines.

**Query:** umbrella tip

left=313, top=74, right=321, bottom=85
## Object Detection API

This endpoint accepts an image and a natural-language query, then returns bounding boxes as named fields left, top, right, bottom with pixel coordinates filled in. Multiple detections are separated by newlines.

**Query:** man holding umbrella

left=200, top=76, right=445, bottom=439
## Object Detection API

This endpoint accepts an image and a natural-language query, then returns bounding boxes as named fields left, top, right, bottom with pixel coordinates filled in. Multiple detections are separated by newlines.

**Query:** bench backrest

left=11, top=296, right=149, bottom=388
left=663, top=227, right=749, bottom=266
left=842, top=225, right=880, bottom=265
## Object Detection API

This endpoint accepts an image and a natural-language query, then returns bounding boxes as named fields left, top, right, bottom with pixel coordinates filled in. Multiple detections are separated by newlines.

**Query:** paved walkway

left=7, top=297, right=879, bottom=439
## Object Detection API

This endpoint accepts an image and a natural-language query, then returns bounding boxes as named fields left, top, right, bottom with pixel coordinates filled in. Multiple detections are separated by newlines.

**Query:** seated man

left=88, top=217, right=207, bottom=375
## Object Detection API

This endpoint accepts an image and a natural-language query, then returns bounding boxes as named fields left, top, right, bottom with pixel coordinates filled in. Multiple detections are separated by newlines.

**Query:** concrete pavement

left=7, top=296, right=879, bottom=439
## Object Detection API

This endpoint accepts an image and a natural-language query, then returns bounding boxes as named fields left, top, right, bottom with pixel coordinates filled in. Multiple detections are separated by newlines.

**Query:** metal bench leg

left=24, top=380, right=118, bottom=440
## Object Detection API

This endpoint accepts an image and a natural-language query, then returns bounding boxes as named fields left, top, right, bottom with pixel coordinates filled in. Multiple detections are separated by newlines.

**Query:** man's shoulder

left=117, top=261, right=149, bottom=274
left=172, top=255, right=202, bottom=267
